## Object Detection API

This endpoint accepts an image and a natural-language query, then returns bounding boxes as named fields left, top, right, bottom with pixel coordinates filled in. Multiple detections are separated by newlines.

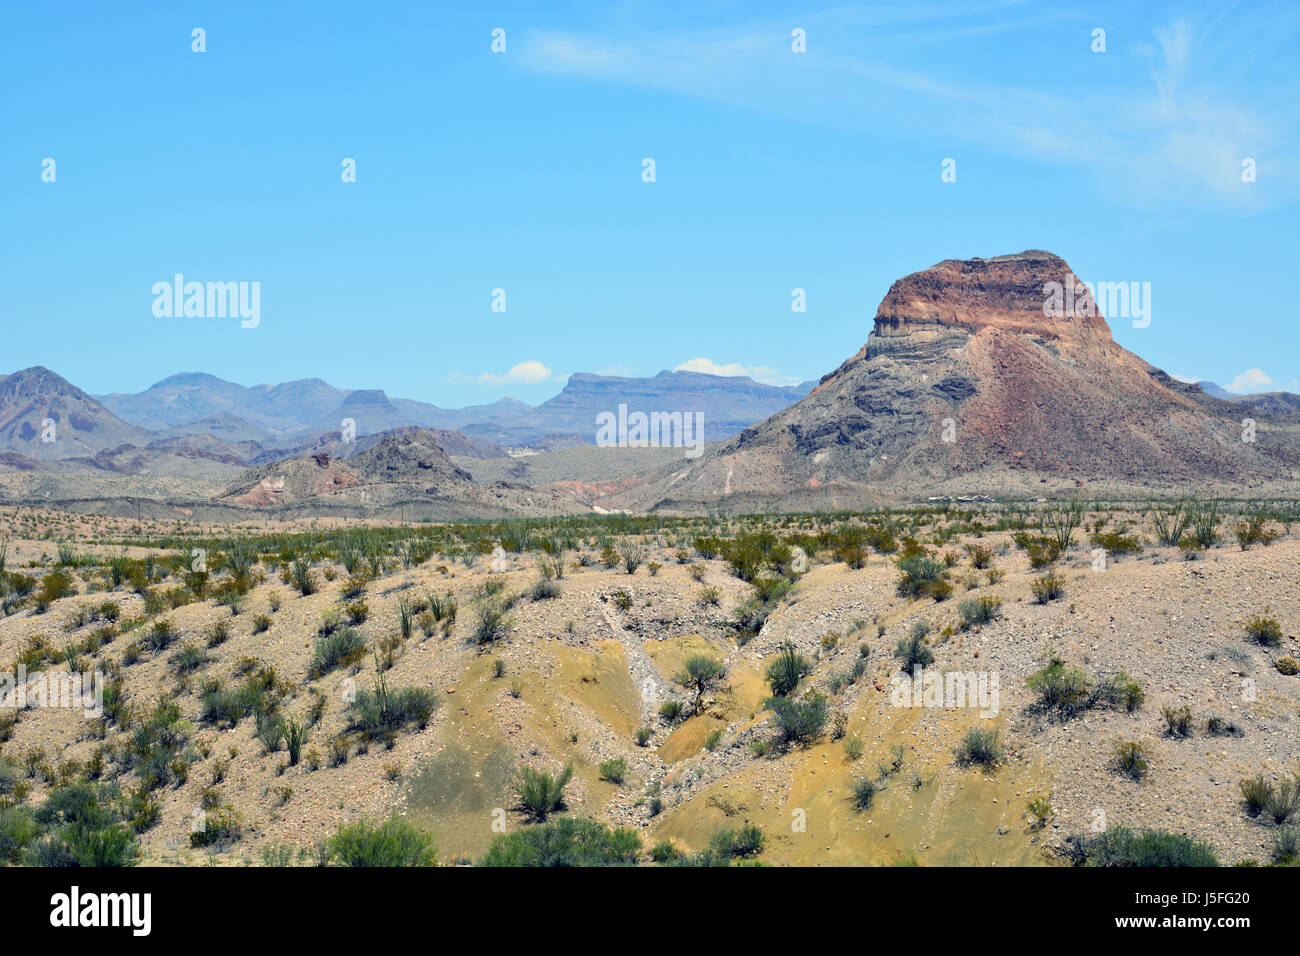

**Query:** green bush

left=328, top=814, right=436, bottom=866
left=1244, top=613, right=1282, bottom=647
left=515, top=764, right=574, bottom=821
left=850, top=776, right=880, bottom=810
left=957, top=595, right=1002, bottom=629
left=1067, top=826, right=1218, bottom=867
left=894, top=621, right=934, bottom=670
left=1113, top=740, right=1151, bottom=781
left=1030, top=572, right=1065, bottom=604
left=1027, top=657, right=1094, bottom=719
left=895, top=555, right=945, bottom=597
left=480, top=817, right=640, bottom=866
left=710, top=824, right=764, bottom=859
left=674, top=654, right=725, bottom=711
left=1160, top=704, right=1193, bottom=738
left=348, top=675, right=438, bottom=738
left=473, top=596, right=515, bottom=645
left=955, top=726, right=1004, bottom=769
left=658, top=700, right=683, bottom=722
left=598, top=758, right=628, bottom=785
left=308, top=627, right=367, bottom=679
left=765, top=641, right=809, bottom=697
left=766, top=689, right=829, bottom=748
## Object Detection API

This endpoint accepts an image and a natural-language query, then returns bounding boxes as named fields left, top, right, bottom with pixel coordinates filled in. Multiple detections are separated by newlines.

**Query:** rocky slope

left=215, top=428, right=585, bottom=518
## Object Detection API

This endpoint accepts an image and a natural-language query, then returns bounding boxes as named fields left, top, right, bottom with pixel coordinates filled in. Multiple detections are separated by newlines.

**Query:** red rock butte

left=871, top=250, right=1116, bottom=347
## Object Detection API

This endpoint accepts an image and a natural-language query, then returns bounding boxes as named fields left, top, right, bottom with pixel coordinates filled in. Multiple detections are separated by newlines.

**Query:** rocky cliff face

left=605, top=251, right=1299, bottom=510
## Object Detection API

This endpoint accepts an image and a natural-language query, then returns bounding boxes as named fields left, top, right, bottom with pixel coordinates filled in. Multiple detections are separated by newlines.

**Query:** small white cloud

left=675, top=357, right=798, bottom=386
left=445, top=360, right=554, bottom=386
left=1169, top=373, right=1203, bottom=384
left=1224, top=368, right=1275, bottom=394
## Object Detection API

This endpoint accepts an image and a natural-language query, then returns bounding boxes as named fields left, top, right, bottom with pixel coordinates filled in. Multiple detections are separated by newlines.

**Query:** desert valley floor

left=0, top=503, right=1296, bottom=866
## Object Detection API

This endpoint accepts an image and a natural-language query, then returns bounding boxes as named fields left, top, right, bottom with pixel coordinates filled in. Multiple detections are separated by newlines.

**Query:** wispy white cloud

left=517, top=5, right=1298, bottom=209
left=676, top=357, right=799, bottom=386
left=444, top=360, right=554, bottom=386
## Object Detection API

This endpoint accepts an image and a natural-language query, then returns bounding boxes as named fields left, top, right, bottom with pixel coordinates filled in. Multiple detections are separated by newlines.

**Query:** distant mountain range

left=93, top=369, right=814, bottom=448
left=0, top=366, right=814, bottom=464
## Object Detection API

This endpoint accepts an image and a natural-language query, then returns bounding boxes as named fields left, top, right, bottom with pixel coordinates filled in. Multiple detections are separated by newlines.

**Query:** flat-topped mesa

left=869, top=250, right=1116, bottom=348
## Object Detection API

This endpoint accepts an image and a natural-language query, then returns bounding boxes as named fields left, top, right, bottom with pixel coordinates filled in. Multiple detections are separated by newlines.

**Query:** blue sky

left=3, top=0, right=1297, bottom=406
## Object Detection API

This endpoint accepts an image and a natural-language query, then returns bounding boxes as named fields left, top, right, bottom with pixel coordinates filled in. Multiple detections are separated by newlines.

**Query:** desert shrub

left=308, top=627, right=367, bottom=679
left=328, top=814, right=436, bottom=867
left=207, top=620, right=231, bottom=647
left=1067, top=826, right=1218, bottom=867
left=1089, top=531, right=1144, bottom=557
left=894, top=621, right=934, bottom=671
left=258, top=718, right=285, bottom=754
left=1113, top=740, right=1151, bottom=781
left=1235, top=514, right=1280, bottom=550
left=1148, top=498, right=1193, bottom=547
left=658, top=700, right=683, bottom=722
left=1038, top=497, right=1084, bottom=551
left=1160, top=704, right=1193, bottom=738
left=172, top=643, right=208, bottom=675
left=1264, top=776, right=1300, bottom=825
left=710, top=824, right=764, bottom=859
left=766, top=689, right=829, bottom=748
left=1205, top=715, right=1243, bottom=737
left=33, top=570, right=76, bottom=612
left=955, top=726, right=1003, bottom=768
left=1240, top=774, right=1272, bottom=817
left=634, top=727, right=652, bottom=747
left=620, top=542, right=645, bottom=575
left=528, top=577, right=561, bottom=601
left=515, top=764, right=574, bottom=821
left=1031, top=572, right=1065, bottom=604
left=964, top=543, right=994, bottom=569
left=704, top=729, right=724, bottom=751
left=1277, top=656, right=1299, bottom=676
left=0, top=806, right=39, bottom=864
left=473, top=596, right=515, bottom=645
left=598, top=758, right=628, bottom=785
left=1244, top=613, right=1282, bottom=647
left=144, top=618, right=179, bottom=653
left=1027, top=794, right=1053, bottom=827
left=673, top=654, right=725, bottom=711
left=650, top=840, right=679, bottom=863
left=1273, top=826, right=1300, bottom=865
left=765, top=641, right=809, bottom=697
left=895, top=555, right=945, bottom=597
left=1093, top=672, right=1145, bottom=713
left=480, top=817, right=640, bottom=867
left=850, top=776, right=880, bottom=810
left=1027, top=657, right=1094, bottom=719
left=1186, top=497, right=1222, bottom=548
left=348, top=675, right=437, bottom=738
left=290, top=552, right=316, bottom=595
left=957, top=595, right=1002, bottom=629
left=189, top=806, right=241, bottom=848
left=283, top=718, right=308, bottom=766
